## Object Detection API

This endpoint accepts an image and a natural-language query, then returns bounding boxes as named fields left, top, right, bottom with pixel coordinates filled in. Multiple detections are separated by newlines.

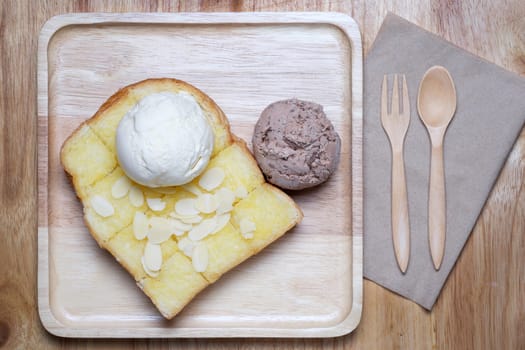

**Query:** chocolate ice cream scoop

left=252, top=99, right=341, bottom=190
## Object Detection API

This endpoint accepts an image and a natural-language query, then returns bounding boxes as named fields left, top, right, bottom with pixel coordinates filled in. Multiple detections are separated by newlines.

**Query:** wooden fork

left=381, top=74, right=411, bottom=273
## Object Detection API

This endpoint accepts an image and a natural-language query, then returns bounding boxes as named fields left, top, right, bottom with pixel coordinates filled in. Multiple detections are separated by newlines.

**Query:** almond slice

left=143, top=242, right=162, bottom=272
left=198, top=167, right=225, bottom=191
left=182, top=183, right=202, bottom=196
left=148, top=217, right=174, bottom=244
left=216, top=203, right=233, bottom=215
left=175, top=198, right=199, bottom=216
left=180, top=215, right=202, bottom=224
left=213, top=213, right=231, bottom=234
left=141, top=256, right=159, bottom=278
left=242, top=231, right=254, bottom=239
left=178, top=237, right=195, bottom=258
left=239, top=218, right=256, bottom=235
left=188, top=216, right=217, bottom=241
left=216, top=187, right=235, bottom=202
left=172, top=229, right=185, bottom=237
left=170, top=218, right=193, bottom=232
left=192, top=243, right=209, bottom=272
left=111, top=176, right=131, bottom=199
left=90, top=195, right=114, bottom=217
left=129, top=186, right=144, bottom=207
left=146, top=197, right=166, bottom=212
left=216, top=202, right=233, bottom=215
left=195, top=193, right=218, bottom=214
left=169, top=210, right=202, bottom=223
left=133, top=211, right=149, bottom=240
left=215, top=188, right=235, bottom=214
left=169, top=211, right=189, bottom=219
left=235, top=186, right=248, bottom=199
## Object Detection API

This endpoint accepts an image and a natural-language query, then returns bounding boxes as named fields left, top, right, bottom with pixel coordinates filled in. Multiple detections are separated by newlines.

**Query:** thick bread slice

left=60, top=78, right=302, bottom=319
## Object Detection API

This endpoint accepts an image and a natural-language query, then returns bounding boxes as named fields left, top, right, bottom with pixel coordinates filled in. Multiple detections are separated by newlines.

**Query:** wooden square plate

left=37, top=12, right=362, bottom=338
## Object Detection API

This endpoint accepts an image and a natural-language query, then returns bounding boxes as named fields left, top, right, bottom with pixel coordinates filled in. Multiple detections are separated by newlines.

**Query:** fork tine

left=381, top=75, right=388, bottom=115
left=391, top=74, right=399, bottom=116
left=402, top=74, right=409, bottom=116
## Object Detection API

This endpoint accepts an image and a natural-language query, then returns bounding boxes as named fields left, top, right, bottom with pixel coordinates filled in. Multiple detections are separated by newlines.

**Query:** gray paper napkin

left=364, top=13, right=525, bottom=309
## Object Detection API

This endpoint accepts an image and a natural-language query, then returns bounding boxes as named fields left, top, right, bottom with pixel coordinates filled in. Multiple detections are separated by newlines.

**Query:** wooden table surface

left=1, top=0, right=523, bottom=349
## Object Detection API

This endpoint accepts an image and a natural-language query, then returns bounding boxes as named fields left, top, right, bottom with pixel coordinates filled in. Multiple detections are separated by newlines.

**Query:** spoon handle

left=392, top=150, right=410, bottom=273
left=429, top=143, right=446, bottom=270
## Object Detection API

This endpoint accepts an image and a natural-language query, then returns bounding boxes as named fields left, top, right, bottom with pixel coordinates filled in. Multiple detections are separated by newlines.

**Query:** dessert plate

left=37, top=12, right=363, bottom=338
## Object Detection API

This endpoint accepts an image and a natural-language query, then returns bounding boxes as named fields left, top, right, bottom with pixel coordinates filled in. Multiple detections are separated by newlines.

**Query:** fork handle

left=429, top=143, right=446, bottom=270
left=392, top=150, right=410, bottom=273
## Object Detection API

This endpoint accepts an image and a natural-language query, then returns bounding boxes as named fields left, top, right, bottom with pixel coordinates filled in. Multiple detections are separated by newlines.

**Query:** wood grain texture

left=1, top=0, right=524, bottom=348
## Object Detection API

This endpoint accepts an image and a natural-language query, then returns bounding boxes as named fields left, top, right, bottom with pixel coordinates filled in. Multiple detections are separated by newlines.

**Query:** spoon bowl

left=417, top=66, right=457, bottom=129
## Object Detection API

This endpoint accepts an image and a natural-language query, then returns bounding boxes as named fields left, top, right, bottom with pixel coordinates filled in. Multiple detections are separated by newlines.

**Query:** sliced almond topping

left=169, top=210, right=188, bottom=219
left=148, top=217, right=176, bottom=244
left=239, top=218, right=256, bottom=234
left=188, top=216, right=217, bottom=241
left=216, top=204, right=233, bottom=215
left=146, top=197, right=166, bottom=212
left=90, top=195, right=114, bottom=217
left=175, top=198, right=199, bottom=216
left=216, top=202, right=233, bottom=215
left=178, top=237, right=195, bottom=258
left=198, top=167, right=225, bottom=191
left=213, top=213, right=231, bottom=234
left=170, top=218, right=193, bottom=232
left=172, top=229, right=185, bottom=237
left=242, top=231, right=254, bottom=239
left=215, top=188, right=235, bottom=214
left=235, top=186, right=248, bottom=199
left=141, top=256, right=159, bottom=278
left=195, top=193, right=218, bottom=214
left=182, top=183, right=202, bottom=196
left=192, top=243, right=209, bottom=272
left=216, top=187, right=236, bottom=202
left=133, top=211, right=149, bottom=240
left=111, top=176, right=131, bottom=199
left=129, top=186, right=144, bottom=207
left=143, top=242, right=162, bottom=272
left=169, top=211, right=202, bottom=225
left=180, top=214, right=202, bottom=224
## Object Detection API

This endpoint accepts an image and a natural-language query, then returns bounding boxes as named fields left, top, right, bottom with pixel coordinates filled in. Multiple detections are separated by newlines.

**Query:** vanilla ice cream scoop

left=116, top=91, right=214, bottom=187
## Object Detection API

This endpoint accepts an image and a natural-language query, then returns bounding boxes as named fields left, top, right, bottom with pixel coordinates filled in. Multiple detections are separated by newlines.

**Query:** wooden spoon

left=417, top=66, right=457, bottom=270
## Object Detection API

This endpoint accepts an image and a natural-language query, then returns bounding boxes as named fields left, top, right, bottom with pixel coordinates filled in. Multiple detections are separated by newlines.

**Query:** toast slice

left=61, top=78, right=303, bottom=319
